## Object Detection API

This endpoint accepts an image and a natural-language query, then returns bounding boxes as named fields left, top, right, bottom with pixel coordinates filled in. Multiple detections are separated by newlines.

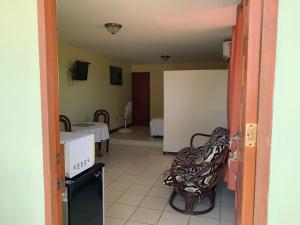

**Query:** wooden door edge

left=253, top=0, right=278, bottom=225
left=37, top=1, right=54, bottom=224
left=37, top=0, right=51, bottom=224
left=37, top=0, right=61, bottom=224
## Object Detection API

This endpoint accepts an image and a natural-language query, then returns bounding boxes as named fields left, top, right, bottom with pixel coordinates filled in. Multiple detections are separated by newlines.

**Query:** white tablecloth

left=60, top=132, right=95, bottom=144
left=72, top=122, right=110, bottom=143
left=150, top=118, right=164, bottom=136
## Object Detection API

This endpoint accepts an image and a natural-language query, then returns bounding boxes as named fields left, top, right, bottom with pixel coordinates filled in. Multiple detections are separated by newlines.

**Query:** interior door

left=132, top=72, right=150, bottom=125
left=234, top=1, right=263, bottom=225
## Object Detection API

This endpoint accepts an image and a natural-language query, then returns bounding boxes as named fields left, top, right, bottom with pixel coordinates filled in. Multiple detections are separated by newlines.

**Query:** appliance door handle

left=94, top=171, right=102, bottom=178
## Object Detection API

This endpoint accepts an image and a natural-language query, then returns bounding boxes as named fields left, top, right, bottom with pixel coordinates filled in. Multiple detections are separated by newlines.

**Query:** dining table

left=71, top=122, right=110, bottom=153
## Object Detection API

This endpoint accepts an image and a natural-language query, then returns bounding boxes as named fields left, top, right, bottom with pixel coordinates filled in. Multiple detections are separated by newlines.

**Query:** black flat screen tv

left=110, top=66, right=122, bottom=85
left=73, top=61, right=90, bottom=80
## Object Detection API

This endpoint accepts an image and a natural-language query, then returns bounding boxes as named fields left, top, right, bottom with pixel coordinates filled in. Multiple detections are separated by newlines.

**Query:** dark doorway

left=132, top=72, right=150, bottom=125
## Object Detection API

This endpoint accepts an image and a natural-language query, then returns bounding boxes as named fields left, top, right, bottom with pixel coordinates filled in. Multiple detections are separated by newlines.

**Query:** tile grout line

left=219, top=183, right=222, bottom=225
left=102, top=144, right=176, bottom=224
left=106, top=170, right=167, bottom=224
left=188, top=213, right=191, bottom=225
left=105, top=174, right=141, bottom=222
left=154, top=195, right=170, bottom=225
left=125, top=176, right=165, bottom=225
left=104, top=144, right=234, bottom=225
left=104, top=170, right=133, bottom=212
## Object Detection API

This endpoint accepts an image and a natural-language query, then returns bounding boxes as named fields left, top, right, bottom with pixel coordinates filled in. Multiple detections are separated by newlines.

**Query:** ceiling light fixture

left=161, top=55, right=170, bottom=61
left=104, top=23, right=122, bottom=35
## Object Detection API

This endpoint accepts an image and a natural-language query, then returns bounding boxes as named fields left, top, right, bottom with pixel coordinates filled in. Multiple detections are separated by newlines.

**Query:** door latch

left=245, top=123, right=257, bottom=147
left=57, top=177, right=64, bottom=191
left=56, top=152, right=62, bottom=164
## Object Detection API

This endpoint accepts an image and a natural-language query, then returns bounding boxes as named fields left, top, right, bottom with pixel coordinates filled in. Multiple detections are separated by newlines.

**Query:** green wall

left=268, top=1, right=300, bottom=225
left=0, top=1, right=45, bottom=225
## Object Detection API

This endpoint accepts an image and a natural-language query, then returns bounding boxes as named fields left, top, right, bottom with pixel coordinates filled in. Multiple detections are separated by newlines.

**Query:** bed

left=150, top=118, right=164, bottom=137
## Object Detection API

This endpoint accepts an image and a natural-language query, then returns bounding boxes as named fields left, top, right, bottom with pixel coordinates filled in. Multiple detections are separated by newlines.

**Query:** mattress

left=150, top=118, right=164, bottom=136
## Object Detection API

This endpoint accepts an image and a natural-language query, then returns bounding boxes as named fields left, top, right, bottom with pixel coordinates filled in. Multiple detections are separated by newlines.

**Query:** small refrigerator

left=62, top=163, right=105, bottom=225
left=60, top=132, right=95, bottom=178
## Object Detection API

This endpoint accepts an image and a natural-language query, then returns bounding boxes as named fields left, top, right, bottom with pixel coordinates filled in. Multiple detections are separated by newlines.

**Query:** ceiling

left=57, top=0, right=238, bottom=64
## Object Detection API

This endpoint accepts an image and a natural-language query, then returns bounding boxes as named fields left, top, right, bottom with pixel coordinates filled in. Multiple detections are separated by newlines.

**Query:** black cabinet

left=63, top=163, right=104, bottom=225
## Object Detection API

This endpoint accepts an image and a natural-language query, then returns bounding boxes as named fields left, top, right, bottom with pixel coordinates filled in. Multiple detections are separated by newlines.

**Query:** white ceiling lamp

left=104, top=23, right=122, bottom=34
left=161, top=55, right=170, bottom=62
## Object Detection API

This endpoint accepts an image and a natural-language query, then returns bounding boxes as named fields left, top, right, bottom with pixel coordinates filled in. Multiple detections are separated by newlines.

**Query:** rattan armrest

left=170, top=161, right=226, bottom=189
left=190, top=133, right=210, bottom=148
left=170, top=162, right=212, bottom=171
left=169, top=147, right=229, bottom=188
left=169, top=161, right=213, bottom=185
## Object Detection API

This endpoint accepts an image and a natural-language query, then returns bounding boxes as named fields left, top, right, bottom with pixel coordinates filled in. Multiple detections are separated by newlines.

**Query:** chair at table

left=60, top=114, right=72, bottom=132
left=93, top=109, right=110, bottom=152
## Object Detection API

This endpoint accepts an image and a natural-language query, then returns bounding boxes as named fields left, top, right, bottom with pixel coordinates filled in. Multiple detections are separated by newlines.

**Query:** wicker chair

left=163, top=127, right=229, bottom=215
left=60, top=114, right=72, bottom=132
left=93, top=109, right=110, bottom=153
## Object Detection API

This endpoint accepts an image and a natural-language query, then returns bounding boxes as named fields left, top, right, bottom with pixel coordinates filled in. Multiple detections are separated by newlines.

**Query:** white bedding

left=150, top=118, right=164, bottom=136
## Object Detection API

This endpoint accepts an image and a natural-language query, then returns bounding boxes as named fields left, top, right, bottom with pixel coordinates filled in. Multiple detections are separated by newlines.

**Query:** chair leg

left=185, top=195, right=197, bottom=214
left=168, top=188, right=216, bottom=215
left=169, top=189, right=185, bottom=214
left=191, top=191, right=216, bottom=215
left=106, top=139, right=109, bottom=152
left=169, top=188, right=177, bottom=203
left=97, top=142, right=102, bottom=156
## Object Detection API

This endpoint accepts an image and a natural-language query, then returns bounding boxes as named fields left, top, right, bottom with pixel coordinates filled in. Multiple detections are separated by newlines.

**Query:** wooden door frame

left=236, top=1, right=262, bottom=224
left=36, top=0, right=278, bottom=224
left=234, top=1, right=278, bottom=225
left=37, top=0, right=62, bottom=225
left=253, top=0, right=278, bottom=225
left=132, top=72, right=150, bottom=125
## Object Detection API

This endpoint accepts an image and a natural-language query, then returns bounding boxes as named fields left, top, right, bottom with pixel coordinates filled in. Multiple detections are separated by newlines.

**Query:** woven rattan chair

left=163, top=127, right=229, bottom=215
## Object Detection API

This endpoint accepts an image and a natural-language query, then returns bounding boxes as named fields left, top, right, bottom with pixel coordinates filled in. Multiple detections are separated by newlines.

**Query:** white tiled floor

left=99, top=144, right=235, bottom=225
left=110, top=126, right=163, bottom=148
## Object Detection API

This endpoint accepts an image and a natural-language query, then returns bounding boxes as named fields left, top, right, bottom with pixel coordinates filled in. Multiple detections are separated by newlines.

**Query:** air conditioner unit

left=223, top=40, right=231, bottom=59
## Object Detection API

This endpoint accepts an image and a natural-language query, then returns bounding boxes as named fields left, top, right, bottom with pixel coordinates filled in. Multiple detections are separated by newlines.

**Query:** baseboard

left=109, top=123, right=133, bottom=133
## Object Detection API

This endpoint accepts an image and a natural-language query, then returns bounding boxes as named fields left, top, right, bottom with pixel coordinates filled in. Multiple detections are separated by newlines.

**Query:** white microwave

left=60, top=132, right=95, bottom=178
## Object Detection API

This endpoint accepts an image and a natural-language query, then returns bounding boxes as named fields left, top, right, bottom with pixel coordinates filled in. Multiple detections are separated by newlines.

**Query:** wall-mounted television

left=73, top=61, right=90, bottom=80
left=110, top=66, right=122, bottom=85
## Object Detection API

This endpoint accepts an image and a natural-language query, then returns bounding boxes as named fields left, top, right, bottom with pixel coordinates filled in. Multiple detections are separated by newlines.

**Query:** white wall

left=132, top=62, right=227, bottom=119
left=163, top=70, right=228, bottom=152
